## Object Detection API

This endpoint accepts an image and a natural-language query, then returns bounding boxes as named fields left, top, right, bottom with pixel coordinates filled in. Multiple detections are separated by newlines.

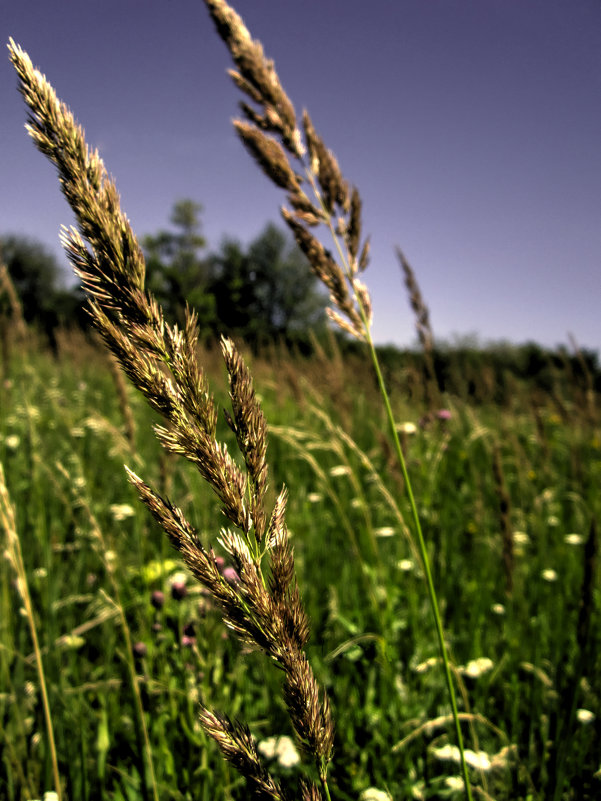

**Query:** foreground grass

left=1, top=336, right=599, bottom=800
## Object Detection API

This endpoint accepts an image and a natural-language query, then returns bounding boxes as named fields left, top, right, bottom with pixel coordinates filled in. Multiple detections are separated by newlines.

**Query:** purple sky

left=3, top=1, right=600, bottom=352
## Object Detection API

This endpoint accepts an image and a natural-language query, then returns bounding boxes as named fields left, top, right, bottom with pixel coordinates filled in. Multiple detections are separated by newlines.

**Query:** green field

left=1, top=333, right=599, bottom=801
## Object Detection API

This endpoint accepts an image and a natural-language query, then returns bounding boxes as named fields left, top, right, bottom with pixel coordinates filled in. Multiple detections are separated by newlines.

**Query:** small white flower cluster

left=513, top=530, right=530, bottom=546
left=432, top=744, right=491, bottom=771
left=413, top=656, right=438, bottom=674
left=576, top=708, right=595, bottom=725
left=431, top=742, right=516, bottom=773
left=375, top=526, right=395, bottom=538
left=459, top=657, right=494, bottom=679
left=359, top=788, right=393, bottom=801
left=110, top=503, right=135, bottom=522
left=329, top=465, right=351, bottom=477
left=445, top=776, right=464, bottom=791
left=3, top=434, right=21, bottom=450
left=257, top=735, right=300, bottom=768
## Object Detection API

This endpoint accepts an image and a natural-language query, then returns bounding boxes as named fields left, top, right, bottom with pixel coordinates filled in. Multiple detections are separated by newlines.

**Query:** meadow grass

left=2, top=1, right=601, bottom=798
left=0, top=337, right=599, bottom=800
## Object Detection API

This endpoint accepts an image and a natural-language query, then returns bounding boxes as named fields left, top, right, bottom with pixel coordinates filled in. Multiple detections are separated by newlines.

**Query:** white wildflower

left=565, top=533, right=584, bottom=546
left=170, top=571, right=188, bottom=587
left=375, top=526, right=395, bottom=538
left=329, top=465, right=351, bottom=477
left=445, top=776, right=464, bottom=791
left=462, top=657, right=494, bottom=678
left=432, top=744, right=491, bottom=771
left=110, top=503, right=135, bottom=521
left=396, top=421, right=417, bottom=435
left=4, top=434, right=20, bottom=450
left=413, top=656, right=438, bottom=674
left=258, top=735, right=300, bottom=768
left=307, top=493, right=322, bottom=503
left=541, top=568, right=558, bottom=582
left=359, top=788, right=393, bottom=801
left=491, top=603, right=506, bottom=615
left=513, top=531, right=529, bottom=545
left=432, top=744, right=460, bottom=762
left=576, top=708, right=595, bottom=725
left=398, top=559, right=415, bottom=572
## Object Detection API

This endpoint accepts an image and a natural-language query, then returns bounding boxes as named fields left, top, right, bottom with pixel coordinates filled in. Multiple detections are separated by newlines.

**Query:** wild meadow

left=1, top=1, right=600, bottom=799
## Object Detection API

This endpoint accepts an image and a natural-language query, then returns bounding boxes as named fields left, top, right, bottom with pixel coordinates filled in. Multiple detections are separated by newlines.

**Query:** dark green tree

left=208, top=223, right=328, bottom=346
left=0, top=234, right=84, bottom=349
left=142, top=199, right=215, bottom=332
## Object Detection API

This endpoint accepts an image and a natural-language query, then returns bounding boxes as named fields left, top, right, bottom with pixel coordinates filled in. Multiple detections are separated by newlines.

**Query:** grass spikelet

left=202, top=2, right=474, bottom=795
left=0, top=258, right=27, bottom=336
left=204, top=0, right=303, bottom=158
left=396, top=247, right=434, bottom=355
left=203, top=0, right=371, bottom=342
left=199, top=709, right=288, bottom=801
left=396, top=247, right=439, bottom=409
left=106, top=349, right=137, bottom=450
left=0, top=256, right=28, bottom=378
left=9, top=35, right=335, bottom=799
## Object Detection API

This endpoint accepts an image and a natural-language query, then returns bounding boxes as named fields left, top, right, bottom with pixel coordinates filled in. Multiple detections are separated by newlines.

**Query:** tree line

left=2, top=200, right=599, bottom=402
left=0, top=199, right=328, bottom=351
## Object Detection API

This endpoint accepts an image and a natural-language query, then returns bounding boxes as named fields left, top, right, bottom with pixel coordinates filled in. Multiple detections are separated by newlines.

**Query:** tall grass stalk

left=0, top=462, right=62, bottom=801
left=365, top=332, right=473, bottom=800
left=7, top=0, right=479, bottom=790
left=9, top=36, right=334, bottom=801
left=202, top=0, right=473, bottom=795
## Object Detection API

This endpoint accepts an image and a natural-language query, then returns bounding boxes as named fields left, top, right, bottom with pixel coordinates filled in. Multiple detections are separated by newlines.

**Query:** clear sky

left=3, top=1, right=600, bottom=353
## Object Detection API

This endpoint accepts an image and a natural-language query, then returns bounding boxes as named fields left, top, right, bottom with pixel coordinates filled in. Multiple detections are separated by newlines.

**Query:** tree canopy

left=2, top=200, right=330, bottom=349
left=0, top=234, right=84, bottom=349
left=208, top=222, right=328, bottom=346
left=142, top=199, right=216, bottom=334
left=141, top=200, right=328, bottom=346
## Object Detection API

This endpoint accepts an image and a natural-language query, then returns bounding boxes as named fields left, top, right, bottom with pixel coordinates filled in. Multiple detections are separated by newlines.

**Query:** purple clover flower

left=151, top=589, right=165, bottom=609
left=223, top=566, right=240, bottom=585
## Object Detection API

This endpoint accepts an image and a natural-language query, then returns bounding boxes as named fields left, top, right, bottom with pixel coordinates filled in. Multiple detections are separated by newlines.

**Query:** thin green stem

left=0, top=464, right=62, bottom=801
left=115, top=599, right=160, bottom=801
left=363, top=330, right=473, bottom=801
left=308, top=180, right=474, bottom=800
left=321, top=775, right=333, bottom=801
